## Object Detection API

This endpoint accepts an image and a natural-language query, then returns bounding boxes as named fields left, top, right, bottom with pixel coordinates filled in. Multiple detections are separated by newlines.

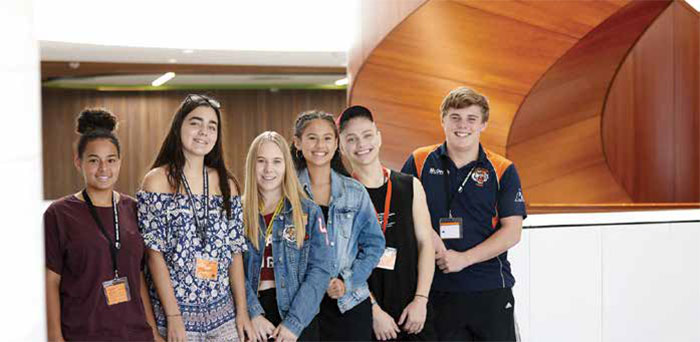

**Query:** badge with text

left=102, top=277, right=131, bottom=306
left=439, top=217, right=463, bottom=240
left=377, top=247, right=397, bottom=270
left=195, top=257, right=219, bottom=280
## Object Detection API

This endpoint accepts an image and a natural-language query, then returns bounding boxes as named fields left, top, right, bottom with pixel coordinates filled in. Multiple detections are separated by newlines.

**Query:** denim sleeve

left=344, top=189, right=385, bottom=293
left=283, top=204, right=333, bottom=337
left=243, top=241, right=265, bottom=319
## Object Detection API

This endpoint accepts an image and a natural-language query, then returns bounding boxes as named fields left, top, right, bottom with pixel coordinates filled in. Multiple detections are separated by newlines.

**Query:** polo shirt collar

left=438, top=141, right=487, bottom=166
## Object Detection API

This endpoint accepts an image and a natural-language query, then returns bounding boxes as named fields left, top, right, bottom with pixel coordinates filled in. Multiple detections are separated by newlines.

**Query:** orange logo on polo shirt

left=472, top=168, right=489, bottom=187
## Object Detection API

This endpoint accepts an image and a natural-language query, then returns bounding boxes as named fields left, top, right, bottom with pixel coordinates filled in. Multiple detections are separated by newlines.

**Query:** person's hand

left=372, top=304, right=400, bottom=340
left=326, top=278, right=346, bottom=299
left=251, top=315, right=275, bottom=342
left=153, top=330, right=166, bottom=342
left=436, top=249, right=471, bottom=273
left=398, top=297, right=427, bottom=334
left=272, top=324, right=298, bottom=342
left=433, top=233, right=447, bottom=258
left=47, top=331, right=66, bottom=342
left=236, top=312, right=257, bottom=342
left=166, top=315, right=187, bottom=342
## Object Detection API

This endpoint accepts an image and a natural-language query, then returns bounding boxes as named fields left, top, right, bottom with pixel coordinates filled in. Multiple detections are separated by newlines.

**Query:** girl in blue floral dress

left=138, top=94, right=255, bottom=342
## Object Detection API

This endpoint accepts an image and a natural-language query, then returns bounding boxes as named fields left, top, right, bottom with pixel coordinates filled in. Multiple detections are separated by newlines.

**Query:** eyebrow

left=188, top=116, right=218, bottom=125
left=86, top=154, right=118, bottom=158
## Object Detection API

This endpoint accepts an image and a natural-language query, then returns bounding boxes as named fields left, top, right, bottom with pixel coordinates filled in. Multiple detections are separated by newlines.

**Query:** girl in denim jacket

left=291, top=110, right=386, bottom=341
left=242, top=131, right=333, bottom=342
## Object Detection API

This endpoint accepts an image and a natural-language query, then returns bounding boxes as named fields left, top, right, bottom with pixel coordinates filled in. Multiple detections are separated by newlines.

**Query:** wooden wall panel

left=674, top=1, right=700, bottom=201
left=603, top=0, right=700, bottom=203
left=347, top=0, right=426, bottom=93
left=42, top=89, right=346, bottom=199
left=350, top=0, right=629, bottom=171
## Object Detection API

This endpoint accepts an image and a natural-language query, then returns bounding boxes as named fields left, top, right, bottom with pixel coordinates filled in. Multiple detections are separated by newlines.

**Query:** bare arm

left=462, top=215, right=522, bottom=266
left=147, top=249, right=187, bottom=342
left=437, top=216, right=522, bottom=273
left=229, top=254, right=248, bottom=317
left=140, top=271, right=165, bottom=341
left=45, top=269, right=64, bottom=342
left=411, top=178, right=435, bottom=297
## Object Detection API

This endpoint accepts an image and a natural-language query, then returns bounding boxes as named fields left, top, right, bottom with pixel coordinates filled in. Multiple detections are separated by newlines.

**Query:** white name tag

left=376, top=247, right=397, bottom=270
left=439, top=217, right=463, bottom=240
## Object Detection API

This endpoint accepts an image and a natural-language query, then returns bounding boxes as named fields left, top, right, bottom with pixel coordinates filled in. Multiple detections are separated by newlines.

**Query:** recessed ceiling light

left=152, top=72, right=176, bottom=87
left=334, top=77, right=348, bottom=86
left=168, top=58, right=177, bottom=63
left=183, top=49, right=194, bottom=54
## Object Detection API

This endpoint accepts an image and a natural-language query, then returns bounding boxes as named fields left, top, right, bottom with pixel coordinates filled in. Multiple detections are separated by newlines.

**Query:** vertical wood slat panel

left=42, top=89, right=346, bottom=199
left=674, top=1, right=700, bottom=202
left=603, top=0, right=699, bottom=203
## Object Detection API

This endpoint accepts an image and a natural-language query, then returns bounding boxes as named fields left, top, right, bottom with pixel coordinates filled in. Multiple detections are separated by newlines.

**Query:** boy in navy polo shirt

left=402, top=86, right=526, bottom=341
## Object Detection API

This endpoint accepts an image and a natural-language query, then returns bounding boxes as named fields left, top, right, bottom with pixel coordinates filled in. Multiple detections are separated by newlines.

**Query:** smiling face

left=74, top=138, right=121, bottom=192
left=180, top=105, right=219, bottom=158
left=441, top=105, right=487, bottom=153
left=294, top=119, right=338, bottom=168
left=339, top=117, right=381, bottom=167
left=255, top=141, right=286, bottom=199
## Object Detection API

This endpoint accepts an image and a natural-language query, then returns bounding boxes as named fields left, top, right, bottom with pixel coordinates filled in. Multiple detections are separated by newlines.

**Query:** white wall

left=0, top=0, right=44, bottom=340
left=510, top=210, right=700, bottom=342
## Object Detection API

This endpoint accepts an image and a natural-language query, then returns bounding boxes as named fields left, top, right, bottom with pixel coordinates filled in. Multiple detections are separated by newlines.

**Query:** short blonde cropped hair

left=440, top=86, right=490, bottom=123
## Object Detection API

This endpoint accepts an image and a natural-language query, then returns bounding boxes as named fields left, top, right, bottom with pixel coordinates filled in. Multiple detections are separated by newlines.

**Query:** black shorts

left=319, top=294, right=372, bottom=341
left=432, top=288, right=518, bottom=342
left=258, top=288, right=319, bottom=341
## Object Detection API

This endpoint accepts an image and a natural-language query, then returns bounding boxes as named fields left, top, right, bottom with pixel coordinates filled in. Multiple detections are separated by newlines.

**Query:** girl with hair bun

left=44, top=108, right=161, bottom=341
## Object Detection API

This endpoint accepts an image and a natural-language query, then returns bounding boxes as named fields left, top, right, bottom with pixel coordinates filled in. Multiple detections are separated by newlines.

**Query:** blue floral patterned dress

left=137, top=191, right=246, bottom=341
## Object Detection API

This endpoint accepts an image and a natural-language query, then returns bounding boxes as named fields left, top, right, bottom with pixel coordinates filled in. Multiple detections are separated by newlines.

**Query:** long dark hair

left=291, top=110, right=349, bottom=176
left=75, top=108, right=120, bottom=158
left=150, top=94, right=239, bottom=218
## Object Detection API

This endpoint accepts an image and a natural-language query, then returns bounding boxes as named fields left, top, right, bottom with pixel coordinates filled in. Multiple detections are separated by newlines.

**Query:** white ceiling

left=35, top=0, right=356, bottom=67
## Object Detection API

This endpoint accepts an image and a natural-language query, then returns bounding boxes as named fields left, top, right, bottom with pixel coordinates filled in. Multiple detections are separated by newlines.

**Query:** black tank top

left=366, top=170, right=418, bottom=320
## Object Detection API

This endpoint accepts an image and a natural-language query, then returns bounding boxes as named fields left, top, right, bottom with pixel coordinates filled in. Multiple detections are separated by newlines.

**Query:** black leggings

left=258, top=288, right=319, bottom=341
left=318, top=294, right=372, bottom=341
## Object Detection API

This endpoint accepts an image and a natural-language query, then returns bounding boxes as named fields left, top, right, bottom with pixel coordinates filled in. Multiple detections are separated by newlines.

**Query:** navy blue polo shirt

left=402, top=142, right=526, bottom=293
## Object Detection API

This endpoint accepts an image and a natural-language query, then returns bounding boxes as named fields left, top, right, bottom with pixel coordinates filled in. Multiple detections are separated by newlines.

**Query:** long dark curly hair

left=150, top=94, right=239, bottom=218
left=290, top=110, right=349, bottom=176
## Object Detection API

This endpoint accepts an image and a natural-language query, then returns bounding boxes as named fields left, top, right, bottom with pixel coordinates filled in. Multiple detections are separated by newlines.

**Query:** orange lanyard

left=354, top=167, right=392, bottom=234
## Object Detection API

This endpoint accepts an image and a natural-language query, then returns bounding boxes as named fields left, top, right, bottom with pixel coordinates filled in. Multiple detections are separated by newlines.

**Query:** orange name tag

left=102, top=277, right=131, bottom=306
left=195, top=258, right=219, bottom=280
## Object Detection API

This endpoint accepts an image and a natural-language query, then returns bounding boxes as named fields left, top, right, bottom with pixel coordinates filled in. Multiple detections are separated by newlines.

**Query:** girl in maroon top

left=44, top=109, right=161, bottom=342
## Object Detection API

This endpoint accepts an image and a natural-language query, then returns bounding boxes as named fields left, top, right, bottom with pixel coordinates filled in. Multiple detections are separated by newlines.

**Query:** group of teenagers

left=44, top=86, right=527, bottom=342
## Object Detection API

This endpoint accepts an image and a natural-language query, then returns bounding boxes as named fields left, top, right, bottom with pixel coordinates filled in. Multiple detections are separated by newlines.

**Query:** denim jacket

left=297, top=168, right=385, bottom=313
left=243, top=198, right=333, bottom=337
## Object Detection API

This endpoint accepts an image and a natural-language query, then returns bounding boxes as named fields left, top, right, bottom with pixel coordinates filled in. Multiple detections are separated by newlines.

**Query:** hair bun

left=76, top=108, right=118, bottom=134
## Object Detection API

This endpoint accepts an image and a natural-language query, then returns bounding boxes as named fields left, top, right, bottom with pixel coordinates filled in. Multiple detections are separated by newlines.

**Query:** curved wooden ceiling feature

left=507, top=0, right=671, bottom=204
left=603, top=1, right=700, bottom=203
left=346, top=0, right=426, bottom=91
left=349, top=0, right=631, bottom=170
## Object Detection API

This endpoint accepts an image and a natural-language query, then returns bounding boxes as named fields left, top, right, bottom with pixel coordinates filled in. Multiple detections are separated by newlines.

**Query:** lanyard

left=83, top=190, right=121, bottom=279
left=441, top=158, right=476, bottom=218
left=264, top=200, right=285, bottom=239
left=354, top=167, right=392, bottom=234
left=181, top=167, right=209, bottom=242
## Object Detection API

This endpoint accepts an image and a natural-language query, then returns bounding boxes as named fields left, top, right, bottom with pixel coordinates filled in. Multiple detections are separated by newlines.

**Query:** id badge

left=439, top=217, right=463, bottom=240
left=376, top=247, right=397, bottom=270
left=102, top=277, right=131, bottom=306
left=195, top=257, right=219, bottom=280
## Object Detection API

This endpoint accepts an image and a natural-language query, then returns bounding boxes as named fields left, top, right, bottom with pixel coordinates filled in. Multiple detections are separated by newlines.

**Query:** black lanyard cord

left=181, top=167, right=209, bottom=243
left=441, top=158, right=476, bottom=217
left=83, top=189, right=121, bottom=278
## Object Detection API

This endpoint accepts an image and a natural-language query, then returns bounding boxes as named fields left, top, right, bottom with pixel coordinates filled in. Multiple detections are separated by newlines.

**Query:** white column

left=0, top=0, right=45, bottom=340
